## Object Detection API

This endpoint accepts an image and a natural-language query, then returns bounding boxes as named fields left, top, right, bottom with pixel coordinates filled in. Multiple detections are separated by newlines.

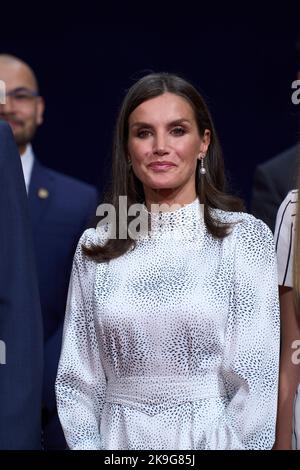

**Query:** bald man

left=0, top=54, right=99, bottom=449
left=0, top=55, right=43, bottom=158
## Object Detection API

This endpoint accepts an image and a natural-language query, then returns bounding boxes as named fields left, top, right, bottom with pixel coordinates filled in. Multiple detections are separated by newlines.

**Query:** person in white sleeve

left=274, top=188, right=300, bottom=449
left=55, top=72, right=280, bottom=450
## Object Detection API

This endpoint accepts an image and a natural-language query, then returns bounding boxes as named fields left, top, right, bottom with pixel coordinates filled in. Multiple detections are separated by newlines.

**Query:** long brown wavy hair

left=83, top=72, right=244, bottom=261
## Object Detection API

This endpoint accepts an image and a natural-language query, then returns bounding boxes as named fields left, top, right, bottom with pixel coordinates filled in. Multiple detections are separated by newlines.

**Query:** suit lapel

left=28, top=160, right=53, bottom=232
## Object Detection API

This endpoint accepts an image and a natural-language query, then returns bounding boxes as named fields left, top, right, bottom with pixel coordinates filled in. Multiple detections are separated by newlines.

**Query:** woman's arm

left=273, top=286, right=300, bottom=450
left=205, top=218, right=280, bottom=449
left=55, top=229, right=106, bottom=450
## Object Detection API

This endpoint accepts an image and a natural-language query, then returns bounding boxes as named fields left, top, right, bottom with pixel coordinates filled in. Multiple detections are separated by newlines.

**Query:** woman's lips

left=148, top=162, right=177, bottom=171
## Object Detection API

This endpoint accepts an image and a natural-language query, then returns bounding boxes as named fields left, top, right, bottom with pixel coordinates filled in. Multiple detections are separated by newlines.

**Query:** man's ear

left=36, top=96, right=45, bottom=126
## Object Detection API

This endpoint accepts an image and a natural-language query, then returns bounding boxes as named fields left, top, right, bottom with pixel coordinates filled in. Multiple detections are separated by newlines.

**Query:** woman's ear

left=199, top=129, right=211, bottom=154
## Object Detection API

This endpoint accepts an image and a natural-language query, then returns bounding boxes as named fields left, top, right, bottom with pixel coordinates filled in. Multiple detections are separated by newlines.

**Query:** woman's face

left=127, top=92, right=210, bottom=203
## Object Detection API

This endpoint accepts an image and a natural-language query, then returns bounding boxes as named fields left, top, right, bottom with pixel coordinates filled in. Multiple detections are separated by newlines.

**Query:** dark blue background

left=1, top=2, right=300, bottom=208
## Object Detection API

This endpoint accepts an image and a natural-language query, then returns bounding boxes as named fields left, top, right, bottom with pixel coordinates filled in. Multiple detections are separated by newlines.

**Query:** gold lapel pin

left=38, top=188, right=49, bottom=199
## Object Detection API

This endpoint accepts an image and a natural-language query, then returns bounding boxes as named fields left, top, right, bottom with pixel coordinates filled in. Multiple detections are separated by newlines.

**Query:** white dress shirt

left=20, top=144, right=34, bottom=193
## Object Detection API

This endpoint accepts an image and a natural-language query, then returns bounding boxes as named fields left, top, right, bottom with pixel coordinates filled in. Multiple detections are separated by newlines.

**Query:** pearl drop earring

left=199, top=154, right=206, bottom=175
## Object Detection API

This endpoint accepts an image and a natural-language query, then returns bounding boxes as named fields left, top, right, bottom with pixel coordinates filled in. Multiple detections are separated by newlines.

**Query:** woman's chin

left=143, top=177, right=179, bottom=191
left=148, top=184, right=178, bottom=192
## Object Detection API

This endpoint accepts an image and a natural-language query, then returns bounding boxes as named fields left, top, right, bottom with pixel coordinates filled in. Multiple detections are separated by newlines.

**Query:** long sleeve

left=43, top=186, right=99, bottom=414
left=55, top=229, right=107, bottom=450
left=205, top=217, right=280, bottom=449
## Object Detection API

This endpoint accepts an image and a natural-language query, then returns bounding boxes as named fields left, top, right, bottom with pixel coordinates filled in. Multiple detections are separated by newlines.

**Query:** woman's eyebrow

left=130, top=118, right=191, bottom=129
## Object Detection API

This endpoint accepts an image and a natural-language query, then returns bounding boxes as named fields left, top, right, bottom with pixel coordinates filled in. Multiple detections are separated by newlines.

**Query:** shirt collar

left=20, top=144, right=34, bottom=193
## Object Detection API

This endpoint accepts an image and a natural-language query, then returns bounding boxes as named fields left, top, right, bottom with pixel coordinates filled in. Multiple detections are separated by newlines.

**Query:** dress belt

left=105, top=374, right=227, bottom=409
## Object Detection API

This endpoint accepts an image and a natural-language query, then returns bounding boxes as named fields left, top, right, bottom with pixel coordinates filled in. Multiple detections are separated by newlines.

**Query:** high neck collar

left=138, top=198, right=204, bottom=240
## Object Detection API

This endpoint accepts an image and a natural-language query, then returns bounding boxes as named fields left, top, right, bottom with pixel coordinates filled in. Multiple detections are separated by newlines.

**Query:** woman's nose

left=153, top=133, right=169, bottom=155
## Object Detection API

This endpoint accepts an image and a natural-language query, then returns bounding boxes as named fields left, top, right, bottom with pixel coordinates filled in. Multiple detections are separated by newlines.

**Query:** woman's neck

left=144, top=187, right=197, bottom=212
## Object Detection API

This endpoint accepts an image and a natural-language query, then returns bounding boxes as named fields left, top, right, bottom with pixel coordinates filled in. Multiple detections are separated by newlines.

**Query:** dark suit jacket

left=251, top=145, right=300, bottom=232
left=28, top=158, right=98, bottom=448
left=0, top=121, right=43, bottom=449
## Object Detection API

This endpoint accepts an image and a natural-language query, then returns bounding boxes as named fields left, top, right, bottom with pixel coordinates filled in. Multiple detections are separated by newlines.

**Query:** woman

left=273, top=188, right=300, bottom=449
left=55, top=73, right=280, bottom=450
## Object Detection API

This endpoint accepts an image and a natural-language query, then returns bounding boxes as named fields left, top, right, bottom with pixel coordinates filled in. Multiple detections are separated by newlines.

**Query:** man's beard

left=13, top=125, right=37, bottom=148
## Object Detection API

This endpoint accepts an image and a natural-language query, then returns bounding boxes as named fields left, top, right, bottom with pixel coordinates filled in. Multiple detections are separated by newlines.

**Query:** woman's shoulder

left=275, top=189, right=298, bottom=230
left=80, top=224, right=111, bottom=248
left=274, top=191, right=297, bottom=287
left=212, top=210, right=276, bottom=271
left=212, top=208, right=273, bottom=242
left=281, top=189, right=298, bottom=205
left=74, top=225, right=111, bottom=269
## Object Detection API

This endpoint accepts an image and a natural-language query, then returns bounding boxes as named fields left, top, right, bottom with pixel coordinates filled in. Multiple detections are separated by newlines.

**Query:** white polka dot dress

left=55, top=198, right=280, bottom=450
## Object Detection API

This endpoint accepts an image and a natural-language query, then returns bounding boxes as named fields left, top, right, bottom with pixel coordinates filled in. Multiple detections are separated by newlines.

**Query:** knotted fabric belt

left=105, top=374, right=227, bottom=409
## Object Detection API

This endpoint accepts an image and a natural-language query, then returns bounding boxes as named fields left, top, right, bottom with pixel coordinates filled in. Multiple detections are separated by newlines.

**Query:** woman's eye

left=137, top=129, right=152, bottom=138
left=171, top=127, right=185, bottom=136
